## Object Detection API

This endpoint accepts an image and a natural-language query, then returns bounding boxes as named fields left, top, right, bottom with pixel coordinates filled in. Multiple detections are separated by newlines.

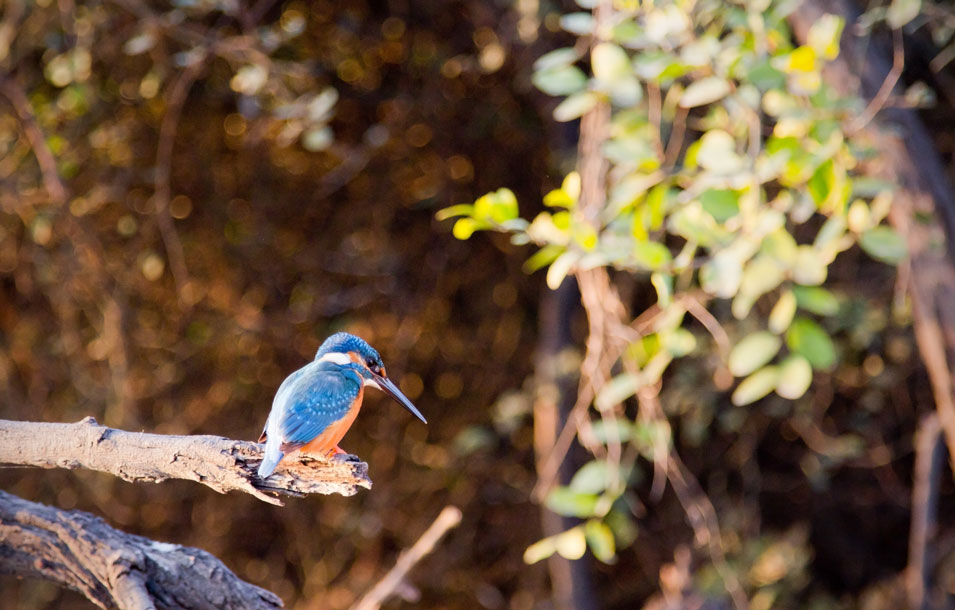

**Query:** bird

left=256, top=332, right=427, bottom=478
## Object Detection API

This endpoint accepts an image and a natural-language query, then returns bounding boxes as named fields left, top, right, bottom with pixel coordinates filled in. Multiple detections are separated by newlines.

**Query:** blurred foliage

left=440, top=0, right=949, bottom=607
left=0, top=0, right=952, bottom=609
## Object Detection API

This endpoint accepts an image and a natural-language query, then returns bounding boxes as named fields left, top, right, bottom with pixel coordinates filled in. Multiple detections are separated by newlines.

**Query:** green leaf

left=786, top=317, right=837, bottom=370
left=435, top=203, right=474, bottom=221
left=585, top=520, right=617, bottom=563
left=886, top=0, right=921, bottom=28
left=523, top=244, right=564, bottom=273
left=859, top=226, right=907, bottom=264
left=793, top=286, right=840, bottom=316
left=553, top=91, right=598, bottom=122
left=776, top=354, right=813, bottom=399
left=728, top=331, right=782, bottom=377
left=700, top=189, right=740, bottom=223
left=769, top=290, right=797, bottom=334
left=595, top=372, right=640, bottom=411
left=679, top=76, right=732, bottom=108
left=474, top=188, right=519, bottom=222
left=633, top=241, right=672, bottom=270
left=731, top=365, right=779, bottom=406
left=570, top=460, right=614, bottom=494
left=662, top=327, right=696, bottom=357
left=534, top=47, right=580, bottom=72
left=546, top=487, right=599, bottom=518
left=533, top=65, right=588, bottom=96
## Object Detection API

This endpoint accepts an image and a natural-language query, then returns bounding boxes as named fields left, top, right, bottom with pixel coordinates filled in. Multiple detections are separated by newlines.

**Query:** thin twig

left=154, top=59, right=205, bottom=303
left=848, top=27, right=904, bottom=134
left=664, top=105, right=688, bottom=167
left=0, top=77, right=69, bottom=204
left=351, top=506, right=463, bottom=610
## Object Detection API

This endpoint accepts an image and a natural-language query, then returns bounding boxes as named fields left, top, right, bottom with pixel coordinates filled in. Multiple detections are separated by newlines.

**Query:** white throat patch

left=317, top=351, right=352, bottom=365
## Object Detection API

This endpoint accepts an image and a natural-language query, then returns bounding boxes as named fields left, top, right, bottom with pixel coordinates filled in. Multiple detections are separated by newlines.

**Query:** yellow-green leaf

left=728, top=331, right=782, bottom=377
left=732, top=365, right=780, bottom=406
left=776, top=354, right=813, bottom=399
left=679, top=76, right=732, bottom=108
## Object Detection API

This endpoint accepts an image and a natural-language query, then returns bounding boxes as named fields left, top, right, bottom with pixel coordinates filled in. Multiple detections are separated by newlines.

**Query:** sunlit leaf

left=533, top=65, right=588, bottom=96
left=728, top=331, right=782, bottom=377
left=633, top=241, right=672, bottom=270
left=886, top=0, right=921, bottom=28
left=546, top=250, right=580, bottom=289
left=776, top=354, right=813, bottom=399
left=769, top=290, right=797, bottom=334
left=585, top=520, right=617, bottom=563
left=534, top=47, right=580, bottom=72
left=560, top=12, right=595, bottom=35
left=523, top=536, right=557, bottom=564
left=792, top=246, right=827, bottom=286
left=595, top=373, right=640, bottom=411
left=679, top=76, right=732, bottom=108
left=553, top=91, right=598, bottom=122
left=786, top=318, right=837, bottom=370
left=592, top=42, right=632, bottom=83
left=523, top=244, right=564, bottom=273
left=731, top=365, right=779, bottom=406
left=570, top=461, right=614, bottom=494
left=807, top=14, right=844, bottom=60
left=554, top=527, right=588, bottom=560
left=662, top=327, right=696, bottom=357
left=700, top=250, right=743, bottom=298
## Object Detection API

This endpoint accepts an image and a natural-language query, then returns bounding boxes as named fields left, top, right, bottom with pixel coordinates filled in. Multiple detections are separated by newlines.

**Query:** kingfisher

left=257, top=332, right=427, bottom=478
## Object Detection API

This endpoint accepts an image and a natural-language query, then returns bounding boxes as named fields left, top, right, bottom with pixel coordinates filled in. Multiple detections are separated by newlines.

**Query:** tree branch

left=0, top=489, right=284, bottom=610
left=0, top=417, right=371, bottom=506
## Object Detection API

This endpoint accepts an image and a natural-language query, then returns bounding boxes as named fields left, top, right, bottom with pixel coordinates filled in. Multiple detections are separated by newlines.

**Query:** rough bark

left=0, top=489, right=283, bottom=610
left=0, top=417, right=371, bottom=506
left=790, top=0, right=955, bottom=482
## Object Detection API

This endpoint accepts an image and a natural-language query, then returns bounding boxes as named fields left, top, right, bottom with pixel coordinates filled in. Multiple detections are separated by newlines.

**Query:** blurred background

left=1, top=0, right=954, bottom=609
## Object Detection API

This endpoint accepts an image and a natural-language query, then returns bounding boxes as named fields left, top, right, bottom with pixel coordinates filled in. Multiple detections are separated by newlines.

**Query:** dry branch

left=0, top=417, right=371, bottom=506
left=352, top=506, right=463, bottom=610
left=0, top=489, right=283, bottom=610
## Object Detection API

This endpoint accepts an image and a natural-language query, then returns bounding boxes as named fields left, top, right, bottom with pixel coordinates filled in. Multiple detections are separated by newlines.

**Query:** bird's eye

left=365, top=358, right=379, bottom=372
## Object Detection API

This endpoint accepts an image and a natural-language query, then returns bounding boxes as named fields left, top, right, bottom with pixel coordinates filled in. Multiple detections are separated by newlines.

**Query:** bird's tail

left=257, top=439, right=284, bottom=479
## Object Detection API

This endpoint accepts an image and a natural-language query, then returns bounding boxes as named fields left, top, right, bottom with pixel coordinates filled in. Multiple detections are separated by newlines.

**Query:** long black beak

left=374, top=374, right=427, bottom=424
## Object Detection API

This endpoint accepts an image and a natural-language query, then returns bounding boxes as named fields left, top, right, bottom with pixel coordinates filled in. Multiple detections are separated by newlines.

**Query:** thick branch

left=0, top=417, right=371, bottom=506
left=0, top=489, right=283, bottom=609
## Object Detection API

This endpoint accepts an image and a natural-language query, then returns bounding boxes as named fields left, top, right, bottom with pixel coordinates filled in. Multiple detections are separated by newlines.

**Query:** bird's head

left=315, top=332, right=427, bottom=424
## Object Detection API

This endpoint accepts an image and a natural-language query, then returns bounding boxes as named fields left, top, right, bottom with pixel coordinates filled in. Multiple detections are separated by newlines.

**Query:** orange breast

left=298, top=386, right=364, bottom=457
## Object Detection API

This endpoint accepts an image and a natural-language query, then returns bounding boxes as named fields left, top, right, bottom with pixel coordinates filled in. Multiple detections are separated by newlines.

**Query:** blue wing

left=276, top=362, right=362, bottom=453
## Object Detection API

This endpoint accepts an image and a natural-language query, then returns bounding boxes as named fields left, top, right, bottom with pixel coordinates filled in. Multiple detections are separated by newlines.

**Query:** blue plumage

left=278, top=362, right=361, bottom=450
left=257, top=332, right=427, bottom=479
